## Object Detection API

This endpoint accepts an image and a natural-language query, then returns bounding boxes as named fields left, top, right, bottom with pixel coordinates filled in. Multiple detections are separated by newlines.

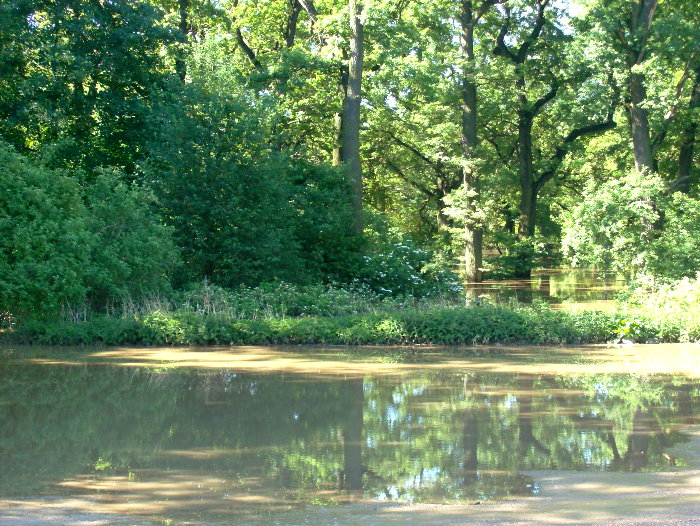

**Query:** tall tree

left=342, top=0, right=365, bottom=233
left=492, top=0, right=616, bottom=246
left=612, top=0, right=658, bottom=174
left=460, top=0, right=497, bottom=282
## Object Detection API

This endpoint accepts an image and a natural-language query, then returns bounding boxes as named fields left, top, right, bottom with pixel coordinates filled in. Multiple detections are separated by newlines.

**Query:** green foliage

left=484, top=236, right=559, bottom=280
left=83, top=170, right=179, bottom=309
left=349, top=238, right=461, bottom=298
left=0, top=142, right=91, bottom=315
left=12, top=303, right=668, bottom=347
left=562, top=171, right=700, bottom=278
left=178, top=280, right=404, bottom=319
left=617, top=274, right=700, bottom=342
left=147, top=83, right=356, bottom=287
left=0, top=142, right=177, bottom=316
left=0, top=0, right=178, bottom=172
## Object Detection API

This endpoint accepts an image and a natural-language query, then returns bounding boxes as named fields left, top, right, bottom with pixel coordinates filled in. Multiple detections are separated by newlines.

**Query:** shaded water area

left=467, top=269, right=625, bottom=310
left=1, top=344, right=700, bottom=524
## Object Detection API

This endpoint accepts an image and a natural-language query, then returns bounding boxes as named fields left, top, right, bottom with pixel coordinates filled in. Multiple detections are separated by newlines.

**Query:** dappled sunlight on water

left=16, top=342, right=700, bottom=377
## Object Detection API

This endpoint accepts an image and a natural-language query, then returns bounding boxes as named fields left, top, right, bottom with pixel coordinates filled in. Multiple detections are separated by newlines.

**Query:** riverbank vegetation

left=1, top=0, right=699, bottom=347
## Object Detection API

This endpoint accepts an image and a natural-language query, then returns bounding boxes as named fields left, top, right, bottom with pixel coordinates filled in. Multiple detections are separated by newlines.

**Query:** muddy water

left=1, top=344, right=699, bottom=525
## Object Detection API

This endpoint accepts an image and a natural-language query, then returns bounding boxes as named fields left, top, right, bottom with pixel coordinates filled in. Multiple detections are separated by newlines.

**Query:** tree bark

left=517, top=109, right=537, bottom=239
left=673, top=67, right=700, bottom=193
left=175, top=0, right=190, bottom=82
left=342, top=0, right=364, bottom=233
left=460, top=0, right=483, bottom=283
left=284, top=0, right=302, bottom=48
left=629, top=72, right=654, bottom=173
left=614, top=0, right=658, bottom=174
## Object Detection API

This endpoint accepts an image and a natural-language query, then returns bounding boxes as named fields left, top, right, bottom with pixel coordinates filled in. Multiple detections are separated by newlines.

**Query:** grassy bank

left=5, top=304, right=698, bottom=347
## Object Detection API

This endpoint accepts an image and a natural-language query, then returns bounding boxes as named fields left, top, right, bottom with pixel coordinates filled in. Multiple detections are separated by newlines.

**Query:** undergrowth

left=7, top=304, right=696, bottom=347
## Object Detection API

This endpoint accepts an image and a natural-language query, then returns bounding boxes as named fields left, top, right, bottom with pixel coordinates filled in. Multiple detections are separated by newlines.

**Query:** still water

left=1, top=345, right=699, bottom=524
left=467, top=268, right=625, bottom=310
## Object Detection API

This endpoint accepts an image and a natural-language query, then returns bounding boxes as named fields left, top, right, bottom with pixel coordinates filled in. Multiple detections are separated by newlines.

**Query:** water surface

left=1, top=344, right=699, bottom=524
left=467, top=268, right=625, bottom=310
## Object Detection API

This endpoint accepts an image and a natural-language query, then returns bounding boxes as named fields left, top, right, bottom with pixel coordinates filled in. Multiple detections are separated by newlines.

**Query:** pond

left=1, top=344, right=699, bottom=524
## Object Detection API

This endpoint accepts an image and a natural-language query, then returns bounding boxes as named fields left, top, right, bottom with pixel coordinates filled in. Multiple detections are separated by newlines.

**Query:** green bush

left=0, top=142, right=178, bottom=317
left=11, top=304, right=659, bottom=347
left=0, top=143, right=91, bottom=316
left=83, top=170, right=179, bottom=309
left=146, top=85, right=357, bottom=288
left=349, top=239, right=462, bottom=298
left=617, top=274, right=700, bottom=342
left=484, top=236, right=558, bottom=279
left=562, top=172, right=700, bottom=279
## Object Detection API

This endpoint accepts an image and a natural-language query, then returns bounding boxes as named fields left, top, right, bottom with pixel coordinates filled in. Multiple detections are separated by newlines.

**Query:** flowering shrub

left=351, top=240, right=461, bottom=298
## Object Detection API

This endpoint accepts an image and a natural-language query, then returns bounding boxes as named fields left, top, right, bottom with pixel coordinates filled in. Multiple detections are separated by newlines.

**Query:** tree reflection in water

left=0, top=355, right=698, bottom=522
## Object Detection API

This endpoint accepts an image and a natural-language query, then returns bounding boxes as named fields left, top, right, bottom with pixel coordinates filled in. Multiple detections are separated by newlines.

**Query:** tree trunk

left=460, top=0, right=483, bottom=283
left=674, top=67, right=700, bottom=193
left=284, top=0, right=302, bottom=48
left=629, top=72, right=654, bottom=173
left=614, top=0, right=658, bottom=174
left=175, top=0, right=190, bottom=82
left=341, top=0, right=364, bottom=233
left=517, top=110, right=537, bottom=239
left=333, top=111, right=344, bottom=167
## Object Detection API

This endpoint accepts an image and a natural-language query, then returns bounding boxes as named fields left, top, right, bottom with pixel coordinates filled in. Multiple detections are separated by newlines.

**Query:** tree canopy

left=1, top=0, right=698, bottom=315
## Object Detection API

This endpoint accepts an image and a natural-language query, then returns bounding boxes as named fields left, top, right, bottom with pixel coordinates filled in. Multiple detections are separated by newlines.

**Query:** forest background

left=0, top=0, right=699, bottom=343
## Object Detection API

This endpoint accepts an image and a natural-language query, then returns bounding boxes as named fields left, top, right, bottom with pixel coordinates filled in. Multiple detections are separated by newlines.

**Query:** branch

left=298, top=0, right=318, bottom=22
left=634, top=0, right=659, bottom=64
left=493, top=6, right=518, bottom=62
left=532, top=79, right=559, bottom=115
left=385, top=159, right=436, bottom=198
left=475, top=0, right=498, bottom=22
left=284, top=0, right=302, bottom=48
left=235, top=28, right=263, bottom=70
left=494, top=0, right=549, bottom=65
left=651, top=56, right=698, bottom=151
left=516, top=0, right=549, bottom=63
left=534, top=118, right=616, bottom=194
left=387, top=131, right=445, bottom=178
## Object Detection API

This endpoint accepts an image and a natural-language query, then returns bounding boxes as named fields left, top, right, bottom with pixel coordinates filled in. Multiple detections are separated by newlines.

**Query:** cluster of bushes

left=616, top=274, right=700, bottom=341
left=562, top=171, right=700, bottom=280
left=10, top=302, right=698, bottom=347
left=0, top=143, right=178, bottom=318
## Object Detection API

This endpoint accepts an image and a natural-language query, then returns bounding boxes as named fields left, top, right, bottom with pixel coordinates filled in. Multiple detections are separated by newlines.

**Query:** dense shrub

left=0, top=142, right=177, bottom=317
left=83, top=170, right=179, bottom=309
left=0, top=143, right=91, bottom=315
left=347, top=237, right=461, bottom=298
left=12, top=304, right=681, bottom=347
left=146, top=85, right=357, bottom=288
left=617, top=274, right=700, bottom=342
left=484, top=235, right=560, bottom=279
left=562, top=172, right=700, bottom=279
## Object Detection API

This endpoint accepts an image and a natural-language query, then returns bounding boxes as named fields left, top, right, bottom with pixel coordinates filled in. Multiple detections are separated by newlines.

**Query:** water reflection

left=0, top=351, right=698, bottom=523
left=466, top=268, right=625, bottom=310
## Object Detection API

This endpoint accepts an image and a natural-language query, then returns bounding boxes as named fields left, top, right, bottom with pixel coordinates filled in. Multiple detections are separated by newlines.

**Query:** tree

left=460, top=0, right=497, bottom=282
left=341, top=0, right=365, bottom=233
left=0, top=0, right=178, bottom=173
left=491, top=0, right=617, bottom=244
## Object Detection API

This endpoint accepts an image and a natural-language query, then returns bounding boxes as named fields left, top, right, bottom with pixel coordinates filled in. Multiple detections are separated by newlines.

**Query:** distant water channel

left=1, top=345, right=698, bottom=524
left=467, top=268, right=626, bottom=310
